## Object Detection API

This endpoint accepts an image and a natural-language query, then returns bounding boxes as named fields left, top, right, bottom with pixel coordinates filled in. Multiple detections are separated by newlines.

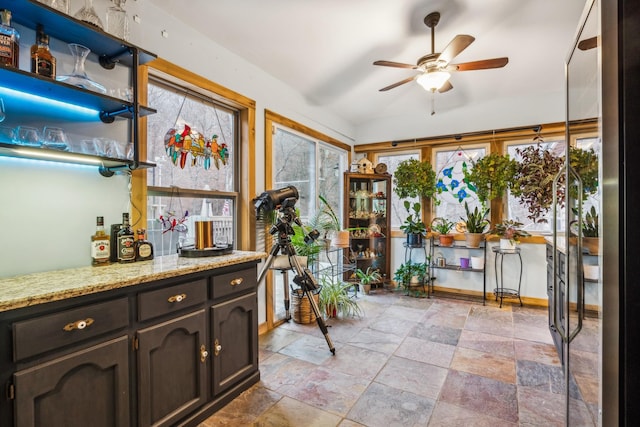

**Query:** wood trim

left=137, top=58, right=256, bottom=251
left=265, top=109, right=352, bottom=153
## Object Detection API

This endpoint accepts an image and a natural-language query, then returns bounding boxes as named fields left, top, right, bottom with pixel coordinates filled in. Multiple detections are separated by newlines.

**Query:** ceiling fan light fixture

left=416, top=70, right=450, bottom=91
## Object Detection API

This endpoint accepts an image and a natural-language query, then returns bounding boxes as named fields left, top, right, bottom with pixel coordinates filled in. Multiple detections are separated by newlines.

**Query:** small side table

left=492, top=246, right=523, bottom=308
left=403, top=241, right=431, bottom=297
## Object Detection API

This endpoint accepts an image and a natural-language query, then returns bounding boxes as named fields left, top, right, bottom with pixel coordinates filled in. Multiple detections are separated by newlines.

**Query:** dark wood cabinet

left=343, top=172, right=392, bottom=284
left=13, top=335, right=130, bottom=427
left=211, top=293, right=258, bottom=396
left=137, top=309, right=208, bottom=427
left=0, top=260, right=261, bottom=427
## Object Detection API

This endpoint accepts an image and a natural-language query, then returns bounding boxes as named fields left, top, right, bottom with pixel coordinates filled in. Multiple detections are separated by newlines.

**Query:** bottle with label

left=91, top=216, right=110, bottom=266
left=31, top=24, right=56, bottom=78
left=117, top=212, right=136, bottom=263
left=135, top=229, right=154, bottom=261
left=0, top=9, right=20, bottom=69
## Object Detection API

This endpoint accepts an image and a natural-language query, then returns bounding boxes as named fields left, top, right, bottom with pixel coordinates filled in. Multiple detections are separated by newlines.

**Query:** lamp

left=416, top=69, right=450, bottom=91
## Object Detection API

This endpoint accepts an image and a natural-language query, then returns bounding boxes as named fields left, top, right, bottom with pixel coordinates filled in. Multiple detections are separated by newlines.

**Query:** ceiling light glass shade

left=416, top=70, right=451, bottom=91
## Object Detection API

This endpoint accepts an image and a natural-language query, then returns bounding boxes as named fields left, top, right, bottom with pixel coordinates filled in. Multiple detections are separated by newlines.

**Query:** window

left=268, top=120, right=348, bottom=324
left=506, top=139, right=564, bottom=233
left=145, top=76, right=239, bottom=255
left=377, top=152, right=420, bottom=229
left=432, top=145, right=487, bottom=222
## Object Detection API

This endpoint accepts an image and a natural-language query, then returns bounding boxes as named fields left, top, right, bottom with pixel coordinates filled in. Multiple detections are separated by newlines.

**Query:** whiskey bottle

left=135, top=229, right=154, bottom=261
left=0, top=9, right=19, bottom=69
left=31, top=25, right=56, bottom=78
left=116, top=212, right=136, bottom=263
left=91, top=216, right=110, bottom=266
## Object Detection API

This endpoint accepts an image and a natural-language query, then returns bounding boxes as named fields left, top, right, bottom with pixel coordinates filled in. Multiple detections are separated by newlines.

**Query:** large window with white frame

left=271, top=123, right=348, bottom=322
left=432, top=145, right=488, bottom=223
left=376, top=151, right=421, bottom=229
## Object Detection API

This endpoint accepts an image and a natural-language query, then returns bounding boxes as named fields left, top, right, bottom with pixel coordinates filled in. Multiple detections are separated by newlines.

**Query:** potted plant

left=573, top=205, right=599, bottom=255
left=399, top=200, right=427, bottom=246
left=431, top=217, right=456, bottom=247
left=490, top=219, right=531, bottom=250
left=355, top=266, right=382, bottom=294
left=394, top=261, right=428, bottom=294
left=308, top=195, right=349, bottom=248
left=461, top=201, right=490, bottom=248
left=464, top=153, right=518, bottom=205
left=318, top=275, right=362, bottom=318
left=393, top=158, right=437, bottom=200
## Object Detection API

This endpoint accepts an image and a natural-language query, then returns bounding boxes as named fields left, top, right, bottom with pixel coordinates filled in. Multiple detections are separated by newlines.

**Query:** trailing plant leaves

left=393, top=158, right=437, bottom=199
left=464, top=153, right=518, bottom=204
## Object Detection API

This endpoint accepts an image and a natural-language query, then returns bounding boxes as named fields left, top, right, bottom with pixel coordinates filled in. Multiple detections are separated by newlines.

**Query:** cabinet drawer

left=211, top=268, right=256, bottom=300
left=13, top=297, right=129, bottom=362
left=138, top=278, right=207, bottom=322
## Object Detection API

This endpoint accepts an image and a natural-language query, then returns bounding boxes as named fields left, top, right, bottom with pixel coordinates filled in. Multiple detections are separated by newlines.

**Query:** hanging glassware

left=56, top=43, right=107, bottom=94
left=106, top=0, right=129, bottom=41
left=74, top=0, right=103, bottom=30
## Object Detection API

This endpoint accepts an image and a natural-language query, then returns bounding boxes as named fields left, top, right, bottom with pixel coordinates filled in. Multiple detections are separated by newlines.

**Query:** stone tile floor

left=200, top=289, right=600, bottom=426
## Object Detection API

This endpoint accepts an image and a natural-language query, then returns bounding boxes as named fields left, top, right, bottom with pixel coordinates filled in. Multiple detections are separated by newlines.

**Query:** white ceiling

left=149, top=0, right=587, bottom=142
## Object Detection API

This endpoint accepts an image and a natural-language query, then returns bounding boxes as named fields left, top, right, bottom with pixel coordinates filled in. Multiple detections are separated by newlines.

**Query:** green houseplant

left=572, top=205, right=599, bottom=255
left=464, top=153, right=518, bottom=204
left=461, top=201, right=490, bottom=248
left=399, top=200, right=427, bottom=246
left=431, top=217, right=456, bottom=247
left=355, top=266, right=382, bottom=294
left=394, top=261, right=428, bottom=287
left=308, top=195, right=350, bottom=247
left=393, top=158, right=437, bottom=200
left=318, top=275, right=362, bottom=318
left=490, top=219, right=531, bottom=249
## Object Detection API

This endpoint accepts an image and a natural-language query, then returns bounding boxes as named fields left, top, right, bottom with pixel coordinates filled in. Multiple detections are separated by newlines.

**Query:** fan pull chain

left=431, top=91, right=436, bottom=116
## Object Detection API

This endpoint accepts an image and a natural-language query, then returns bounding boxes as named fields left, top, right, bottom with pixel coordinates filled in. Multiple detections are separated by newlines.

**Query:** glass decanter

left=74, top=0, right=103, bottom=30
left=56, top=43, right=107, bottom=94
left=106, top=0, right=129, bottom=41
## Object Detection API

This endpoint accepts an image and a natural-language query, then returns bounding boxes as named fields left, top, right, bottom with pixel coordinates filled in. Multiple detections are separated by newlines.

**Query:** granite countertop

left=0, top=251, right=266, bottom=312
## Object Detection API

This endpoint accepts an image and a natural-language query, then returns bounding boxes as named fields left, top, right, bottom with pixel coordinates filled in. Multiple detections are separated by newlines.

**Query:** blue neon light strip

left=0, top=87, right=100, bottom=120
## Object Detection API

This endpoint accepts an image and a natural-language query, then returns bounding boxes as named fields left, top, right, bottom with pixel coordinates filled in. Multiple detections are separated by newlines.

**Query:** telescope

left=253, top=185, right=299, bottom=218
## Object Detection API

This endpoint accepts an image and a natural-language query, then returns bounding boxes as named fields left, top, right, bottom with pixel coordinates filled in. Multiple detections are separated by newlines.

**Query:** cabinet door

left=211, top=293, right=258, bottom=396
left=137, top=309, right=207, bottom=427
left=13, top=336, right=129, bottom=427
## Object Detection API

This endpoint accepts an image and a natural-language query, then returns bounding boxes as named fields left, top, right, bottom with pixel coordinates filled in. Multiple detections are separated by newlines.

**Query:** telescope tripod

left=257, top=211, right=336, bottom=355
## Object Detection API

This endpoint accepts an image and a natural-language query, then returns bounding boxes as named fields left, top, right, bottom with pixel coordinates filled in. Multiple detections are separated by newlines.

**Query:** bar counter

left=0, top=251, right=266, bottom=312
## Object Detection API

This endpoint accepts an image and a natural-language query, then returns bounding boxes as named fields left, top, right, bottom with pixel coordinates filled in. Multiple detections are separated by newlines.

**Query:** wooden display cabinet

left=343, top=172, right=391, bottom=286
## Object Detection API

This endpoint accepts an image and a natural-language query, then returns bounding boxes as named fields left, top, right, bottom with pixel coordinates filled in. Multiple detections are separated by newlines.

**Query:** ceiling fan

left=373, top=11, right=508, bottom=93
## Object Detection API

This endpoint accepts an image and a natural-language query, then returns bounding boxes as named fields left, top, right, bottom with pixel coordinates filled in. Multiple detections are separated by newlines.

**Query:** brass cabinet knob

left=63, top=317, right=94, bottom=331
left=200, top=344, right=209, bottom=363
left=214, top=338, right=222, bottom=356
left=229, top=278, right=243, bottom=287
left=167, top=293, right=187, bottom=303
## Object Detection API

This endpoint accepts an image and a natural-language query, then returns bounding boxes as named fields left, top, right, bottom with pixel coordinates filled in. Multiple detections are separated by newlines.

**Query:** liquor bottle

left=116, top=212, right=136, bottom=263
left=30, top=24, right=56, bottom=78
left=0, top=9, right=20, bottom=69
left=91, top=216, right=110, bottom=266
left=135, top=229, right=154, bottom=261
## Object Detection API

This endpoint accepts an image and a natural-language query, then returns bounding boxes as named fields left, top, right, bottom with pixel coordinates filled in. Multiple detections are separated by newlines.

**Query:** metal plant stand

left=492, top=246, right=523, bottom=308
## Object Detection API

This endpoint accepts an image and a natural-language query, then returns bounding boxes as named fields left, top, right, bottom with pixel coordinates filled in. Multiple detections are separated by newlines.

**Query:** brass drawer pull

left=230, top=278, right=243, bottom=287
left=214, top=338, right=222, bottom=356
left=167, top=293, right=187, bottom=303
left=63, top=318, right=94, bottom=331
left=200, top=344, right=209, bottom=363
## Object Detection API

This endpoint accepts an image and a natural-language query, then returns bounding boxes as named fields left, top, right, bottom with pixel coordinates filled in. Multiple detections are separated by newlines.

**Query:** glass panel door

left=564, top=0, right=601, bottom=425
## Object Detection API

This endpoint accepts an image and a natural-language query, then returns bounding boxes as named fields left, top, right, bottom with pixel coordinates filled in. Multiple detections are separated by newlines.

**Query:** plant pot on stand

left=439, top=234, right=454, bottom=247
left=465, top=232, right=484, bottom=248
left=499, top=238, right=517, bottom=250
left=407, top=233, right=423, bottom=247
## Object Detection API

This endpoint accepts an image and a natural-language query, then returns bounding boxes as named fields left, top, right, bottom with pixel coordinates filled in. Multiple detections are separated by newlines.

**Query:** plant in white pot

left=490, top=219, right=531, bottom=250
left=461, top=201, right=490, bottom=248
left=308, top=195, right=349, bottom=248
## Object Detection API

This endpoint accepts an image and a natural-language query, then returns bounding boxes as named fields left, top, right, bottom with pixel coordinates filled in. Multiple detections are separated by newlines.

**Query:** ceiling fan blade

left=438, top=34, right=475, bottom=65
left=373, top=60, right=417, bottom=69
left=453, top=57, right=509, bottom=71
left=438, top=80, right=453, bottom=93
left=379, top=76, right=416, bottom=92
left=578, top=36, right=598, bottom=51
